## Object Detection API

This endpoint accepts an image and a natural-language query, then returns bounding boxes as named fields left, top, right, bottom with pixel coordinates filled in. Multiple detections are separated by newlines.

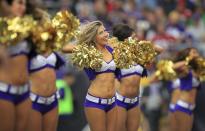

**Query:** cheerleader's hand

left=173, top=61, right=187, bottom=70
left=62, top=44, right=76, bottom=53
left=153, top=44, right=164, bottom=54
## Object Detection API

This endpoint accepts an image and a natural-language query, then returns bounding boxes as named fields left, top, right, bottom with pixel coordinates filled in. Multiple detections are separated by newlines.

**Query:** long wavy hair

left=174, top=47, right=196, bottom=62
left=78, top=21, right=103, bottom=46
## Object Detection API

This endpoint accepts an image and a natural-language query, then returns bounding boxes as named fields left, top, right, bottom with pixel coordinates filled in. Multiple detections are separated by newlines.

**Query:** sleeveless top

left=28, top=52, right=65, bottom=73
left=84, top=45, right=116, bottom=80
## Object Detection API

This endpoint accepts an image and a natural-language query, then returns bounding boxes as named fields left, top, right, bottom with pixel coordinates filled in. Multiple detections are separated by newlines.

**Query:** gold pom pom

left=155, top=60, right=177, bottom=80
left=134, top=40, right=157, bottom=66
left=192, top=57, right=205, bottom=82
left=72, top=44, right=103, bottom=69
left=0, top=17, right=9, bottom=45
left=31, top=10, right=80, bottom=53
left=113, top=37, right=137, bottom=68
left=1, top=11, right=79, bottom=53
left=31, top=19, right=56, bottom=53
left=108, top=37, right=120, bottom=48
left=52, top=10, right=80, bottom=43
left=112, top=38, right=157, bottom=68
left=0, top=16, right=36, bottom=46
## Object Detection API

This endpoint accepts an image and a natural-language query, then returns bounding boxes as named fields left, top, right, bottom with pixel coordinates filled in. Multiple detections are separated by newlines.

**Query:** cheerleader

left=25, top=11, right=65, bottom=131
left=111, top=24, right=163, bottom=131
left=63, top=21, right=117, bottom=131
left=27, top=49, right=64, bottom=131
left=0, top=0, right=33, bottom=131
left=166, top=78, right=181, bottom=131
left=173, top=48, right=200, bottom=131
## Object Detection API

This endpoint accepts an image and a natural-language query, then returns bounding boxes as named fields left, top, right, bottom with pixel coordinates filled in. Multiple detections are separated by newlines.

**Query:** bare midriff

left=170, top=89, right=181, bottom=104
left=179, top=89, right=197, bottom=104
left=118, top=75, right=141, bottom=98
left=0, top=55, right=29, bottom=86
left=30, top=68, right=57, bottom=97
left=88, top=73, right=116, bottom=98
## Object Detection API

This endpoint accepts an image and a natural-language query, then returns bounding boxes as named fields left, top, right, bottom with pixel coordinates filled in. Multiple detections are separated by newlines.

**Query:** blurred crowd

left=1, top=0, right=205, bottom=131
left=2, top=0, right=205, bottom=59
left=48, top=0, right=205, bottom=58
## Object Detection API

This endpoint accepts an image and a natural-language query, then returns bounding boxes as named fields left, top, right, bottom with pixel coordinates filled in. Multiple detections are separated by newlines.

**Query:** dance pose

left=63, top=21, right=117, bottom=131
left=26, top=10, right=66, bottom=131
left=0, top=0, right=33, bottom=131
left=27, top=50, right=64, bottom=131
left=112, top=23, right=163, bottom=131
left=173, top=48, right=200, bottom=131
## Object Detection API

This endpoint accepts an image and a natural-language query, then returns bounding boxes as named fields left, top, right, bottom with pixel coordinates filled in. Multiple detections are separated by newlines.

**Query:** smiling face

left=9, top=0, right=26, bottom=17
left=78, top=21, right=109, bottom=48
left=95, top=25, right=109, bottom=47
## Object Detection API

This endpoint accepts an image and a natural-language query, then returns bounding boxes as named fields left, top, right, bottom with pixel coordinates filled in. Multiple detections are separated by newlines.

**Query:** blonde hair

left=78, top=21, right=103, bottom=46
